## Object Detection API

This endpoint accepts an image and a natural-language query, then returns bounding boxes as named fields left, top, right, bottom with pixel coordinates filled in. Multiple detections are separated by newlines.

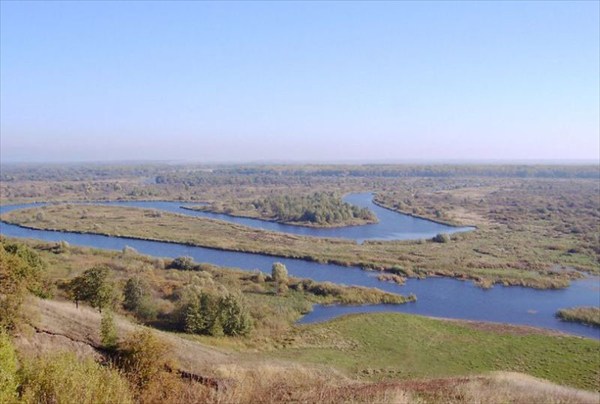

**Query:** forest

left=187, top=192, right=377, bottom=226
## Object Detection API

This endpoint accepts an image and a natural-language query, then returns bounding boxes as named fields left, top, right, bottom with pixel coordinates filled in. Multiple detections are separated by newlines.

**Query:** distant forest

left=1, top=163, right=598, bottom=183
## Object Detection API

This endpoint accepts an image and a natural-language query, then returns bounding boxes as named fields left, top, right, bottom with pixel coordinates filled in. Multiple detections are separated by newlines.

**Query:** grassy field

left=2, top=202, right=592, bottom=289
left=270, top=312, right=600, bottom=391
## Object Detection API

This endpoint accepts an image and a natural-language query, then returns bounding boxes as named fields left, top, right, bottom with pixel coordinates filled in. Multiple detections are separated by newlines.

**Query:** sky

left=1, top=1, right=599, bottom=163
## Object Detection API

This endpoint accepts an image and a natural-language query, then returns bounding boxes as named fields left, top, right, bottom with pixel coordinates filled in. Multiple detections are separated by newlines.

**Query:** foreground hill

left=7, top=297, right=599, bottom=403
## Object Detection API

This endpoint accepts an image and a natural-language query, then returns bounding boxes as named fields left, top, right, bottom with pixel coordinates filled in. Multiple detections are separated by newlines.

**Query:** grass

left=2, top=203, right=587, bottom=289
left=556, top=307, right=600, bottom=327
left=270, top=312, right=600, bottom=391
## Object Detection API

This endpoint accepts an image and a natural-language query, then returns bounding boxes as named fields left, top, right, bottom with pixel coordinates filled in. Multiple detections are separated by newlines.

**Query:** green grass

left=270, top=312, right=600, bottom=391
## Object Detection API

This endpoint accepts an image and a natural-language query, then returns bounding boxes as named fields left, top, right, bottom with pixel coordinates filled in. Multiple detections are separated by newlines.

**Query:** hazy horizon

left=1, top=1, right=599, bottom=163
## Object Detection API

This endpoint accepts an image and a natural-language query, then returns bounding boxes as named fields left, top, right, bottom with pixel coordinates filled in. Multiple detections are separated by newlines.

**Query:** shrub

left=101, top=310, right=118, bottom=350
left=272, top=262, right=289, bottom=295
left=0, top=247, right=28, bottom=330
left=432, top=233, right=450, bottom=243
left=19, top=352, right=133, bottom=404
left=252, top=270, right=266, bottom=283
left=169, top=256, right=196, bottom=271
left=117, top=330, right=174, bottom=390
left=0, top=331, right=18, bottom=403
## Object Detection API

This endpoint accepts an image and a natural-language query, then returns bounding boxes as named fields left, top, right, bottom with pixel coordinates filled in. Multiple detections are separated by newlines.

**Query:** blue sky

left=1, top=1, right=598, bottom=163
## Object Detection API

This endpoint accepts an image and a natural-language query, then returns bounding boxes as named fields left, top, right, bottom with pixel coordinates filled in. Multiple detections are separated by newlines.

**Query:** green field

left=272, top=312, right=600, bottom=391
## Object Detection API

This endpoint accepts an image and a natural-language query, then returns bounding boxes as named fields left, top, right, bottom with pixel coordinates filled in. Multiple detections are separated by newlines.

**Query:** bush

left=101, top=310, right=118, bottom=350
left=0, top=331, right=18, bottom=403
left=0, top=247, right=28, bottom=330
left=169, top=256, right=196, bottom=271
left=432, top=233, right=450, bottom=243
left=2, top=240, right=48, bottom=297
left=19, top=352, right=133, bottom=404
left=117, top=330, right=174, bottom=390
left=272, top=262, right=289, bottom=295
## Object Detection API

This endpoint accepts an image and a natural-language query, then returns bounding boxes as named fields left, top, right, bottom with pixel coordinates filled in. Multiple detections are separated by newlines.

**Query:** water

left=0, top=197, right=598, bottom=339
left=95, top=193, right=474, bottom=243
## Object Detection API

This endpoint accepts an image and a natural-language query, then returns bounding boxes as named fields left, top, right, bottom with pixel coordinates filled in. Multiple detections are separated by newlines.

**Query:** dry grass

left=10, top=297, right=600, bottom=403
left=454, top=372, right=600, bottom=404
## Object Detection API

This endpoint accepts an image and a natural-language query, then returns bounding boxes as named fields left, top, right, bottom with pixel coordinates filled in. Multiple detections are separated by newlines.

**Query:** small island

left=183, top=192, right=378, bottom=228
left=556, top=307, right=600, bottom=327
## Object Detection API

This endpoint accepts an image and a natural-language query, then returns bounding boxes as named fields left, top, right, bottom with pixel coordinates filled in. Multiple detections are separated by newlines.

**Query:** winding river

left=0, top=194, right=598, bottom=339
left=93, top=193, right=474, bottom=242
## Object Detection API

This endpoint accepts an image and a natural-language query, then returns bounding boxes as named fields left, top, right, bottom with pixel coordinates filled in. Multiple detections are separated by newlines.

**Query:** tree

left=123, top=277, right=156, bottom=320
left=0, top=241, right=48, bottom=330
left=68, top=266, right=117, bottom=312
left=272, top=262, right=289, bottom=295
left=183, top=299, right=206, bottom=335
left=123, top=277, right=147, bottom=312
left=183, top=292, right=223, bottom=336
left=220, top=293, right=252, bottom=336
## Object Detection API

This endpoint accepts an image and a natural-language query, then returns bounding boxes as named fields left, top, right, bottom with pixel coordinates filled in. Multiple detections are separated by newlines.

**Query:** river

left=0, top=194, right=598, bottom=339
